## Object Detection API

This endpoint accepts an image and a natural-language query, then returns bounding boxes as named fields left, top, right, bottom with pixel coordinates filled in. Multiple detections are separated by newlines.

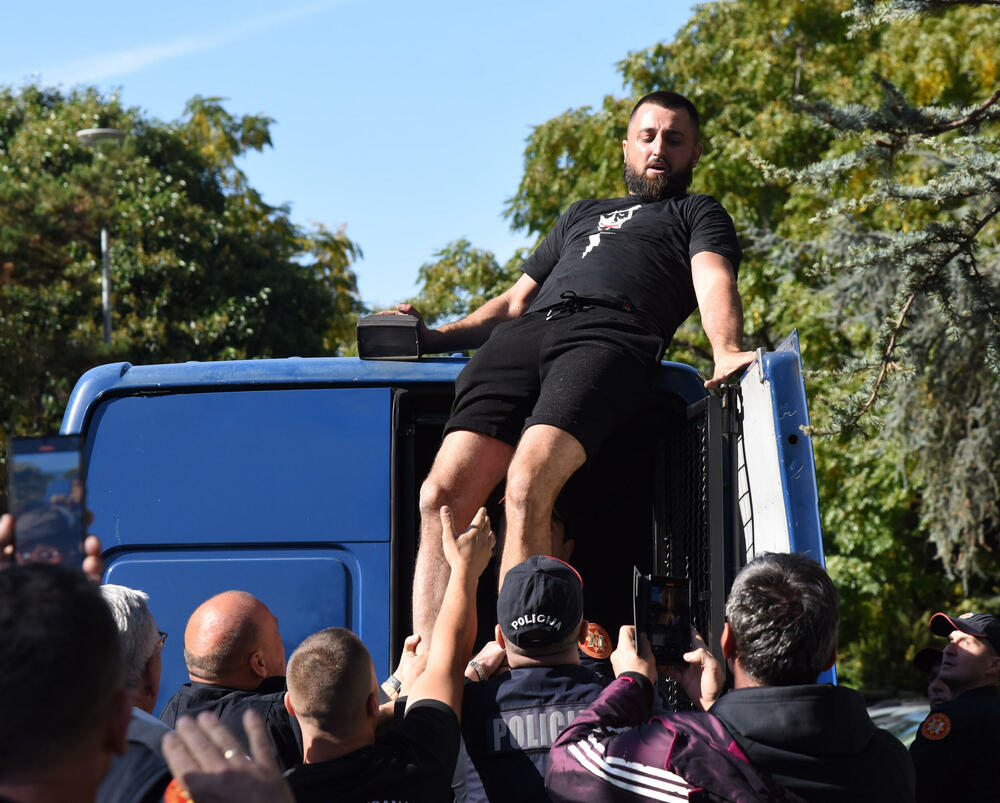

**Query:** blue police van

left=62, top=332, right=824, bottom=714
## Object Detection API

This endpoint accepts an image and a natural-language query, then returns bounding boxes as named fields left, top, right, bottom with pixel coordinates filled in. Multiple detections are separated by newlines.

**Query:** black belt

left=544, top=290, right=634, bottom=321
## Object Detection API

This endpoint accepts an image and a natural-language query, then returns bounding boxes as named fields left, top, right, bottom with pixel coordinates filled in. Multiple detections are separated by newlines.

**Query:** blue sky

left=3, top=0, right=696, bottom=307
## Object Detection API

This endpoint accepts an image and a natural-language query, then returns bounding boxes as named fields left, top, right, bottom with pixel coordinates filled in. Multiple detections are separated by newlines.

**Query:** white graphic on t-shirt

left=582, top=204, right=642, bottom=258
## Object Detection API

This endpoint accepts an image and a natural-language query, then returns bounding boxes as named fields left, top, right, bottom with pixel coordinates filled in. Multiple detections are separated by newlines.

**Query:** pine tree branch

left=844, top=290, right=918, bottom=431
left=823, top=199, right=1000, bottom=435
left=919, top=88, right=1000, bottom=138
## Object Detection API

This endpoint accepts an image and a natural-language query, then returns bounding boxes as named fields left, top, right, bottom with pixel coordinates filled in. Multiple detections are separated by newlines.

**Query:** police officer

left=458, top=555, right=611, bottom=802
left=910, top=611, right=1000, bottom=802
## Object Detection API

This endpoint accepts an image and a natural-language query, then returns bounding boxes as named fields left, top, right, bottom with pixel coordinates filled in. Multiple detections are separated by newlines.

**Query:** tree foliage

left=0, top=85, right=363, bottom=483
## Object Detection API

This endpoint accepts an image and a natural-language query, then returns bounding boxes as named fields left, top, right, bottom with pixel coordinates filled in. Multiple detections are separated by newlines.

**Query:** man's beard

left=623, top=160, right=694, bottom=202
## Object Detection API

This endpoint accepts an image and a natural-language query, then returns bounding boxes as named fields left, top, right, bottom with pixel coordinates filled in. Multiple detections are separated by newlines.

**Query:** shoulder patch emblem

left=580, top=621, right=613, bottom=659
left=164, top=779, right=193, bottom=803
left=921, top=712, right=952, bottom=741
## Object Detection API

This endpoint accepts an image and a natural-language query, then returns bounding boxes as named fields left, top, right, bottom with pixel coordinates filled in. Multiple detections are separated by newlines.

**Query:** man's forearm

left=698, top=270, right=744, bottom=358
left=424, top=295, right=520, bottom=353
left=425, top=566, right=478, bottom=674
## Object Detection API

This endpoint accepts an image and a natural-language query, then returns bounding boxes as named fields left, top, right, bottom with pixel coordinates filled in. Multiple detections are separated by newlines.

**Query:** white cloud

left=7, top=0, right=343, bottom=86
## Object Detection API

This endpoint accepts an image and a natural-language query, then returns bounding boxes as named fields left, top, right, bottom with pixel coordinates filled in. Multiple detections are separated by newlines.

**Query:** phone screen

left=8, top=436, right=85, bottom=567
left=634, top=568, right=691, bottom=666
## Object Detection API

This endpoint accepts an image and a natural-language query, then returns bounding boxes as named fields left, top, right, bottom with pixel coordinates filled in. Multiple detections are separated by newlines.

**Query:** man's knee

left=502, top=470, right=548, bottom=519
left=418, top=473, right=450, bottom=517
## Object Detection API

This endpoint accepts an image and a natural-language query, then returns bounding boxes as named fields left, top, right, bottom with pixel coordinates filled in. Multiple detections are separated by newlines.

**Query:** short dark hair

left=286, top=627, right=373, bottom=733
left=0, top=563, right=123, bottom=778
left=628, top=91, right=701, bottom=139
left=725, top=552, right=839, bottom=686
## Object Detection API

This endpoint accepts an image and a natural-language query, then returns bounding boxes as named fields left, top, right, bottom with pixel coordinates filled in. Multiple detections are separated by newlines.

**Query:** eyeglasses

left=157, top=631, right=168, bottom=650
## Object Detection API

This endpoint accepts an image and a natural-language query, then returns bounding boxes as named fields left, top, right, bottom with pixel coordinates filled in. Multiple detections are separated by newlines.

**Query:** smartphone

left=7, top=435, right=85, bottom=567
left=633, top=568, right=691, bottom=666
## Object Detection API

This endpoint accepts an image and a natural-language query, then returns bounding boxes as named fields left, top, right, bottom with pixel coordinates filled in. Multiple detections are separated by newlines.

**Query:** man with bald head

left=159, top=590, right=302, bottom=771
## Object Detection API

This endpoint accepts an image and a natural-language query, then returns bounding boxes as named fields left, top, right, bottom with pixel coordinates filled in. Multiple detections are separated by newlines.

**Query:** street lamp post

left=76, top=128, right=126, bottom=345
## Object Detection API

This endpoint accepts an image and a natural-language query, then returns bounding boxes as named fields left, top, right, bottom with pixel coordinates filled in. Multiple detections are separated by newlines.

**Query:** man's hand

left=0, top=512, right=104, bottom=583
left=465, top=639, right=508, bottom=682
left=82, top=533, right=104, bottom=584
left=662, top=628, right=724, bottom=711
left=395, top=633, right=427, bottom=694
left=161, top=709, right=294, bottom=803
left=440, top=506, right=495, bottom=579
left=375, top=303, right=442, bottom=352
left=704, top=349, right=756, bottom=391
left=0, top=514, right=13, bottom=568
left=611, top=625, right=657, bottom=684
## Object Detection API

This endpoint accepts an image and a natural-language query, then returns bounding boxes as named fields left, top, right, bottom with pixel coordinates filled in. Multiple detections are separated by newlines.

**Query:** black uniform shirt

left=158, top=676, right=302, bottom=771
left=284, top=699, right=460, bottom=803
left=459, top=663, right=611, bottom=802
left=910, top=684, right=1000, bottom=802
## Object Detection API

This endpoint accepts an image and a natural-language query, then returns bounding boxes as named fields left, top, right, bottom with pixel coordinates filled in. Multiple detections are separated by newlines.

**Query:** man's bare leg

left=413, top=430, right=513, bottom=647
left=498, top=424, right=586, bottom=587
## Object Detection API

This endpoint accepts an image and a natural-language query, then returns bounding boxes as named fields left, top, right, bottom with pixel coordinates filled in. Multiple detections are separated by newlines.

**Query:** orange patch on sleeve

left=580, top=621, right=613, bottom=659
left=921, top=712, right=952, bottom=741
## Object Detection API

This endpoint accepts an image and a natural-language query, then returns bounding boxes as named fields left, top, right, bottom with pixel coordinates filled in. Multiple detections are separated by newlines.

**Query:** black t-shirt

left=284, top=700, right=461, bottom=803
left=523, top=194, right=741, bottom=342
left=158, top=676, right=302, bottom=771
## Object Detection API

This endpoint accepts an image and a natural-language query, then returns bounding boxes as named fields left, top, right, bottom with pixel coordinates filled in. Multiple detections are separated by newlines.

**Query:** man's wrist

left=380, top=674, right=401, bottom=699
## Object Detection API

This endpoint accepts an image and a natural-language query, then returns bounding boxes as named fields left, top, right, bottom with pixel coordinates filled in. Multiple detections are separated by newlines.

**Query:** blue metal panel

left=767, top=334, right=824, bottom=563
left=62, top=357, right=467, bottom=433
left=83, top=388, right=390, bottom=546
left=62, top=356, right=708, bottom=433
left=651, top=361, right=708, bottom=406
left=80, top=385, right=395, bottom=709
left=105, top=543, right=390, bottom=716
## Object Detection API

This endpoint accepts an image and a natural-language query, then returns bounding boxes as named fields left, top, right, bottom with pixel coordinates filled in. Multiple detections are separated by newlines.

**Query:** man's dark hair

left=0, top=563, right=123, bottom=778
left=725, top=552, right=838, bottom=686
left=628, top=91, right=701, bottom=139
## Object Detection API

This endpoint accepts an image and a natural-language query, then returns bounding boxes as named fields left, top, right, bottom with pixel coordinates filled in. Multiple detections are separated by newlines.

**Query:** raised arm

left=406, top=506, right=495, bottom=714
left=691, top=251, right=756, bottom=390
left=394, top=273, right=540, bottom=353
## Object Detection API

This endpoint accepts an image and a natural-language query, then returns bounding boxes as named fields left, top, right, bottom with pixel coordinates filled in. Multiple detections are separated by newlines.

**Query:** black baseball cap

left=913, top=646, right=943, bottom=674
left=929, top=612, right=1000, bottom=655
left=497, top=556, right=584, bottom=650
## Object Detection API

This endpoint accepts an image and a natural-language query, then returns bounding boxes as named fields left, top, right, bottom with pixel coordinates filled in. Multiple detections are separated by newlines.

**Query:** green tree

left=772, top=1, right=1000, bottom=591
left=406, top=239, right=525, bottom=330
left=0, top=85, right=363, bottom=487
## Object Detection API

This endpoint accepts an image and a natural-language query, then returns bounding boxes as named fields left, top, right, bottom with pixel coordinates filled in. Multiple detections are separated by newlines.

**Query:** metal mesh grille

left=656, top=404, right=713, bottom=711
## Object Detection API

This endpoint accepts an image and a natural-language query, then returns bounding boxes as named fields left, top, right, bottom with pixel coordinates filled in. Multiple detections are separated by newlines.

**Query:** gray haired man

left=96, top=584, right=173, bottom=803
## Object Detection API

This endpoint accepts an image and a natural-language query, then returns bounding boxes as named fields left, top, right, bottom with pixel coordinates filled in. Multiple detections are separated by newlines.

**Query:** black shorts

left=445, top=309, right=665, bottom=458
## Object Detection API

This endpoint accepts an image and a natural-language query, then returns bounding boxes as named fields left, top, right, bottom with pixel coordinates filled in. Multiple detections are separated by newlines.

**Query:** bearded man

left=391, top=91, right=754, bottom=643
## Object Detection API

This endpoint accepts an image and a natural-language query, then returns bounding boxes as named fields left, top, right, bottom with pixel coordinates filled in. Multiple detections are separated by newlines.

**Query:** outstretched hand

left=161, top=710, right=294, bottom=803
left=440, top=505, right=495, bottom=578
left=704, top=350, right=756, bottom=391
left=611, top=625, right=657, bottom=684
left=662, top=628, right=724, bottom=711
left=465, top=639, right=508, bottom=681
left=395, top=633, right=427, bottom=694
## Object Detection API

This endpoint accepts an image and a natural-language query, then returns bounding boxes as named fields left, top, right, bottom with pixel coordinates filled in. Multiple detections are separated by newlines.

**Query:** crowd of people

left=2, top=88, right=998, bottom=802
left=2, top=505, right=999, bottom=802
